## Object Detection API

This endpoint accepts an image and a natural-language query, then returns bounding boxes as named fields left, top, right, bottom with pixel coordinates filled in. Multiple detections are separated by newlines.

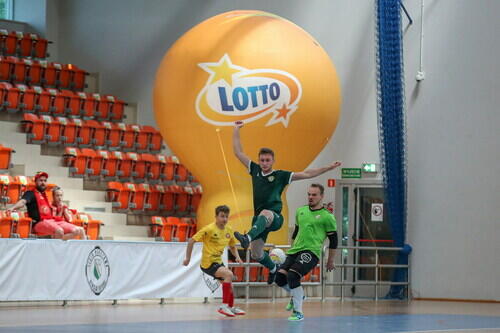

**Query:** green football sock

left=259, top=252, right=276, bottom=270
left=247, top=215, right=269, bottom=239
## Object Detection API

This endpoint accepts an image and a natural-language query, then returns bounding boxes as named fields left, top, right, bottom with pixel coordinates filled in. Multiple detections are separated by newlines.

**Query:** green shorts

left=251, top=211, right=284, bottom=242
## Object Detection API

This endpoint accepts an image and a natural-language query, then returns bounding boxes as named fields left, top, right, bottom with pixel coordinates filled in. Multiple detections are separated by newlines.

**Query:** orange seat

left=33, top=35, right=49, bottom=59
left=0, top=174, right=22, bottom=204
left=69, top=64, right=87, bottom=91
left=127, top=183, right=143, bottom=211
left=21, top=113, right=46, bottom=144
left=147, top=185, right=163, bottom=211
left=190, top=185, right=203, bottom=214
left=80, top=148, right=102, bottom=178
left=1, top=82, right=20, bottom=112
left=160, top=185, right=175, bottom=213
left=106, top=181, right=129, bottom=210
left=57, top=116, right=77, bottom=146
left=249, top=265, right=260, bottom=282
left=65, top=90, right=82, bottom=117
left=142, top=153, right=161, bottom=183
left=40, top=115, right=62, bottom=145
left=103, top=121, right=124, bottom=150
left=0, top=30, right=17, bottom=56
left=76, top=212, right=103, bottom=240
left=109, top=97, right=126, bottom=122
left=55, top=63, right=71, bottom=90
left=0, top=56, right=16, bottom=81
left=144, top=126, right=163, bottom=152
left=177, top=217, right=192, bottom=242
left=114, top=151, right=132, bottom=180
left=150, top=216, right=165, bottom=238
left=32, top=86, right=51, bottom=114
left=232, top=265, right=245, bottom=282
left=135, top=126, right=151, bottom=152
left=16, top=84, right=37, bottom=113
left=23, top=59, right=43, bottom=86
left=0, top=211, right=15, bottom=238
left=10, top=211, right=33, bottom=238
left=127, top=152, right=147, bottom=181
left=63, top=147, right=87, bottom=177
left=73, top=118, right=92, bottom=147
left=94, top=94, right=112, bottom=120
left=78, top=92, right=97, bottom=119
left=161, top=155, right=178, bottom=183
left=87, top=120, right=106, bottom=148
left=122, top=124, right=140, bottom=151
left=99, top=150, right=118, bottom=179
left=46, top=88, right=68, bottom=116
left=176, top=163, right=189, bottom=184
left=11, top=57, right=27, bottom=83
left=173, top=185, right=189, bottom=214
left=0, top=145, right=14, bottom=170
left=39, top=60, right=56, bottom=87
left=164, top=217, right=180, bottom=242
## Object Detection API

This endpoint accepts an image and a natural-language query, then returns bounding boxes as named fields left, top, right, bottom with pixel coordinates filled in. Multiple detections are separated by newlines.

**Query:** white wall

left=14, top=0, right=500, bottom=300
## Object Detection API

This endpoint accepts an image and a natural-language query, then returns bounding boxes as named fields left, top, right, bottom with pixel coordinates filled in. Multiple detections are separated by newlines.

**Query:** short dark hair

left=215, top=205, right=230, bottom=216
left=310, top=183, right=324, bottom=195
left=259, top=147, right=274, bottom=158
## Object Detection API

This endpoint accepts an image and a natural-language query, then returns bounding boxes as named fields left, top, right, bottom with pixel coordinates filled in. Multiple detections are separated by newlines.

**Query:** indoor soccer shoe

left=234, top=231, right=250, bottom=250
left=231, top=307, right=246, bottom=315
left=218, top=304, right=235, bottom=317
left=288, top=311, right=304, bottom=321
left=285, top=297, right=294, bottom=311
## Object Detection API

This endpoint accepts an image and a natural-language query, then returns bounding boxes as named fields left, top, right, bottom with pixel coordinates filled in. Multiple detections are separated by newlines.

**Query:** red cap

left=34, top=171, right=49, bottom=181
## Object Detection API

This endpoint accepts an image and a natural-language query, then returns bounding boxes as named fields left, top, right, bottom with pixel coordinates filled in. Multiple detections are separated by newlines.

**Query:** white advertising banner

left=0, top=239, right=223, bottom=301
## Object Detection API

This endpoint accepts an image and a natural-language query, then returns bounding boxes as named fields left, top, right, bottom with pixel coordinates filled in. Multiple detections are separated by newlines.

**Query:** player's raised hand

left=234, top=121, right=244, bottom=129
left=183, top=258, right=190, bottom=266
left=330, top=161, right=341, bottom=169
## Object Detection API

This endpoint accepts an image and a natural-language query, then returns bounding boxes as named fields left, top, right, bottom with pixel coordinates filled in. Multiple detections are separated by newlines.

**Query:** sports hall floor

left=0, top=299, right=499, bottom=333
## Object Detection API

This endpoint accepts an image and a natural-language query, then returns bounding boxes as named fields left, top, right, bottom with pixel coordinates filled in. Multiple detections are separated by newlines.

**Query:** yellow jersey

left=192, top=222, right=236, bottom=269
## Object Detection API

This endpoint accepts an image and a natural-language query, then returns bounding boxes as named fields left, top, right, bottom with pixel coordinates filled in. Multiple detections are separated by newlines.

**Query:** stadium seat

left=162, top=217, right=179, bottom=242
left=172, top=185, right=189, bottom=214
left=98, top=150, right=118, bottom=179
left=73, top=118, right=92, bottom=147
left=55, top=63, right=71, bottom=89
left=76, top=212, right=103, bottom=240
left=188, top=218, right=197, bottom=238
left=87, top=119, right=106, bottom=148
left=114, top=151, right=133, bottom=180
left=176, top=163, right=189, bottom=184
left=150, top=216, right=165, bottom=238
left=109, top=96, right=126, bottom=122
left=0, top=210, right=15, bottom=238
left=41, top=115, right=62, bottom=145
left=39, top=60, right=56, bottom=87
left=80, top=148, right=101, bottom=178
left=161, top=155, right=178, bottom=183
left=0, top=145, right=14, bottom=171
left=68, top=64, right=87, bottom=91
left=10, top=57, right=27, bottom=83
left=63, top=147, right=87, bottom=177
left=160, top=186, right=175, bottom=213
left=11, top=211, right=33, bottom=238
left=106, top=181, right=128, bottom=210
left=129, top=183, right=149, bottom=211
left=177, top=217, right=191, bottom=242
left=142, top=153, right=161, bottom=183
left=122, top=124, right=140, bottom=151
left=190, top=185, right=203, bottom=214
left=1, top=82, right=20, bottom=112
left=103, top=121, right=124, bottom=150
left=21, top=113, right=46, bottom=144
left=94, top=94, right=112, bottom=120
left=57, top=116, right=78, bottom=146
left=147, top=185, right=163, bottom=211
left=144, top=126, right=163, bottom=152
left=23, top=59, right=42, bottom=85
left=127, top=152, right=146, bottom=181
left=16, top=84, right=36, bottom=113
left=0, top=30, right=17, bottom=56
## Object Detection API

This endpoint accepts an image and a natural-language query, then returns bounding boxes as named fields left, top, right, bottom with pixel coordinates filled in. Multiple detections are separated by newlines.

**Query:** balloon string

left=215, top=128, right=243, bottom=225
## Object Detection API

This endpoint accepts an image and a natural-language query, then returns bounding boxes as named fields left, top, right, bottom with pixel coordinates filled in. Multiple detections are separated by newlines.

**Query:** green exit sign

left=362, top=163, right=377, bottom=173
left=341, top=168, right=362, bottom=178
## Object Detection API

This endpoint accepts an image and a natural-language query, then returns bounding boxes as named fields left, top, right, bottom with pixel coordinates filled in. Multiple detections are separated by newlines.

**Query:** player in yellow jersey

left=183, top=205, right=245, bottom=317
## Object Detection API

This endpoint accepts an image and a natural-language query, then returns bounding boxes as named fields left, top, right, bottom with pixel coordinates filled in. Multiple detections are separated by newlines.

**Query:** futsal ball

left=269, top=248, right=287, bottom=265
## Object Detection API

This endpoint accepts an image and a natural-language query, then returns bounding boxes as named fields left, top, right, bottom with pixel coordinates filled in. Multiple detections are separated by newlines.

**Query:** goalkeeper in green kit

left=232, top=121, right=341, bottom=286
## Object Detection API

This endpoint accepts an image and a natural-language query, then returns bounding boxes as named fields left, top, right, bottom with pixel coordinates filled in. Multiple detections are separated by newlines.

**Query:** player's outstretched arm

left=291, top=161, right=341, bottom=181
left=183, top=238, right=196, bottom=266
left=233, top=121, right=251, bottom=167
left=229, top=245, right=244, bottom=264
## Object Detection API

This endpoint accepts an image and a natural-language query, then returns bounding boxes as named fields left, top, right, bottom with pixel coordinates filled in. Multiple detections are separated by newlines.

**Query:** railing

left=229, top=244, right=410, bottom=302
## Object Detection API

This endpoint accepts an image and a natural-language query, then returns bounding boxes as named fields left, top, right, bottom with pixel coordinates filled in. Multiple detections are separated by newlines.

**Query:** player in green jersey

left=232, top=121, right=341, bottom=284
left=275, top=183, right=338, bottom=321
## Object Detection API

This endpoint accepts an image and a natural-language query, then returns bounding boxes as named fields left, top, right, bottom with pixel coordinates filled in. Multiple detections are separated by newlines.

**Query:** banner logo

left=196, top=54, right=302, bottom=127
left=85, top=246, right=110, bottom=296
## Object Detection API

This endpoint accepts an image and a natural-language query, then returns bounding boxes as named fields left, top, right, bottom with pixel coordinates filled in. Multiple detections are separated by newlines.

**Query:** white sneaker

left=231, top=307, right=246, bottom=315
left=217, top=304, right=235, bottom=317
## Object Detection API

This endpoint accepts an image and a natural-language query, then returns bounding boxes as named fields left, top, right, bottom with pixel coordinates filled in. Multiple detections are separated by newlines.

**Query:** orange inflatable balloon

left=154, top=10, right=341, bottom=244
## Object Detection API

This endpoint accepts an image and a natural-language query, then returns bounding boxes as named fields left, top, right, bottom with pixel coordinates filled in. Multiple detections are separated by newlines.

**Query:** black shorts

left=280, top=250, right=319, bottom=277
left=200, top=262, right=224, bottom=279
